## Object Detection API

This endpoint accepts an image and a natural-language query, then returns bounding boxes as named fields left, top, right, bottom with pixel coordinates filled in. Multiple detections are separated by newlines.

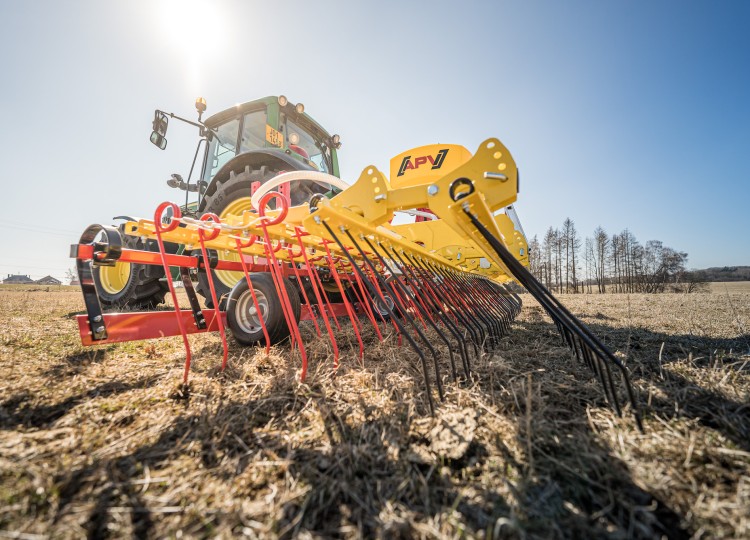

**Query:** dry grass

left=0, top=286, right=748, bottom=539
left=709, top=281, right=750, bottom=294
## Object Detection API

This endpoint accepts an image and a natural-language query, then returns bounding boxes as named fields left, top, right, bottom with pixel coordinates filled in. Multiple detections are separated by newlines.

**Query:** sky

left=0, top=0, right=748, bottom=282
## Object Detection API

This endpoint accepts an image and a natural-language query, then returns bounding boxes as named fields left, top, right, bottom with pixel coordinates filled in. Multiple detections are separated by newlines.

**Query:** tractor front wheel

left=93, top=226, right=170, bottom=309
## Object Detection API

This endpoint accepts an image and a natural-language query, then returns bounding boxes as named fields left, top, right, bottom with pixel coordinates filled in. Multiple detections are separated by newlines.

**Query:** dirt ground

left=0, top=286, right=748, bottom=539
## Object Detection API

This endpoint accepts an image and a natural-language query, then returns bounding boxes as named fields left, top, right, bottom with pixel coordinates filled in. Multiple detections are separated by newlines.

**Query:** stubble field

left=1, top=285, right=748, bottom=539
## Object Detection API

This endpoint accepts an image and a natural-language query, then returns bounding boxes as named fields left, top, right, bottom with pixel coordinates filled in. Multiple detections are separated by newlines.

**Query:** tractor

left=94, top=96, right=343, bottom=310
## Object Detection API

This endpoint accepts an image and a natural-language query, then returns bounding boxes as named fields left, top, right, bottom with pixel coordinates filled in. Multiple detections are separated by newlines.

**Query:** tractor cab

left=150, top=96, right=342, bottom=210
left=203, top=96, right=340, bottom=182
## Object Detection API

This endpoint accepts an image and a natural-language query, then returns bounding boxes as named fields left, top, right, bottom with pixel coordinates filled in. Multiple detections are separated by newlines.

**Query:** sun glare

left=156, top=0, right=224, bottom=90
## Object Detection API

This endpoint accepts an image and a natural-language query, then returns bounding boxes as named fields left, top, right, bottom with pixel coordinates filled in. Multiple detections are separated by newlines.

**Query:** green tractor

left=94, top=95, right=343, bottom=309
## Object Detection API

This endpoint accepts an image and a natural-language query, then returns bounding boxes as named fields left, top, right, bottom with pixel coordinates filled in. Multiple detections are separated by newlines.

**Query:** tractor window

left=205, top=118, right=240, bottom=180
left=285, top=118, right=331, bottom=173
left=240, top=110, right=267, bottom=152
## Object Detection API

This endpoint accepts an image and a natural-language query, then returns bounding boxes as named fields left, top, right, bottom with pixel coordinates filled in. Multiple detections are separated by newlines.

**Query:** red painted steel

left=77, top=310, right=226, bottom=345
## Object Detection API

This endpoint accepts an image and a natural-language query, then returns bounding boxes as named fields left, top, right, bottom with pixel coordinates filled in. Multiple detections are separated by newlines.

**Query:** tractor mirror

left=152, top=111, right=169, bottom=136
left=150, top=131, right=167, bottom=150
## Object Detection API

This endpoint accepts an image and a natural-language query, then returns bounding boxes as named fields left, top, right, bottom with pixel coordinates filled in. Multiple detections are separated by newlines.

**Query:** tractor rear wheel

left=93, top=226, right=170, bottom=309
left=226, top=272, right=302, bottom=345
left=196, top=166, right=276, bottom=309
left=196, top=165, right=328, bottom=308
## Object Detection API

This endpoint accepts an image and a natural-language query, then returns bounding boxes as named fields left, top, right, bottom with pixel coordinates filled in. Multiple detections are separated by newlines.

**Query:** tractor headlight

left=332, top=134, right=341, bottom=148
left=288, top=132, right=300, bottom=145
left=295, top=102, right=305, bottom=114
left=278, top=95, right=288, bottom=107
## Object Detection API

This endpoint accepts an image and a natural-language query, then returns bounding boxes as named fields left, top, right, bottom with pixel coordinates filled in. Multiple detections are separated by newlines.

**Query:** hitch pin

left=483, top=172, right=508, bottom=181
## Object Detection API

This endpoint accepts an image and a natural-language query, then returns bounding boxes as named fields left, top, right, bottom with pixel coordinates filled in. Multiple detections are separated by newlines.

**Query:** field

left=1, top=285, right=748, bottom=539
left=709, top=281, right=750, bottom=294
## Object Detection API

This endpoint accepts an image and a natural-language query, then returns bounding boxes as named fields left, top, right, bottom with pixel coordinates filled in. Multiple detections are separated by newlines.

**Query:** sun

left=155, top=0, right=225, bottom=87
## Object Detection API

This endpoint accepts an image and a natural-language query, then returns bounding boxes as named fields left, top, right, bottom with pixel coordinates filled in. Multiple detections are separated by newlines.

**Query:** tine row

left=461, top=208, right=644, bottom=431
left=321, top=222, right=522, bottom=415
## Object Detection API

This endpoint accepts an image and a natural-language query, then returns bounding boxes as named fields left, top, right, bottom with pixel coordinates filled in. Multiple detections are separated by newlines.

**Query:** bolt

left=427, top=184, right=439, bottom=196
left=374, top=194, right=387, bottom=202
left=339, top=225, right=347, bottom=232
left=95, top=325, right=105, bottom=334
left=314, top=216, right=321, bottom=224
left=93, top=315, right=102, bottom=323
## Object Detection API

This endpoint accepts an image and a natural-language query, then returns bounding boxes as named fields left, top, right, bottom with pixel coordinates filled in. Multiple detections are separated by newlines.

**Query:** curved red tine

left=154, top=201, right=181, bottom=234
left=196, top=213, right=229, bottom=370
left=348, top=257, right=384, bottom=341
left=258, top=191, right=289, bottom=226
left=286, top=247, right=321, bottom=337
left=293, top=229, right=339, bottom=366
left=199, top=212, right=222, bottom=241
left=257, top=211, right=308, bottom=380
left=308, top=257, right=342, bottom=331
left=153, top=202, right=192, bottom=384
left=234, top=233, right=257, bottom=249
left=321, top=239, right=363, bottom=363
left=234, top=237, right=271, bottom=354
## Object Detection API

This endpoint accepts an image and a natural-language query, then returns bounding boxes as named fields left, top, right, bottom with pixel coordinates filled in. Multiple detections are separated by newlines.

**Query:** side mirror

left=150, top=111, right=169, bottom=149
left=150, top=131, right=167, bottom=150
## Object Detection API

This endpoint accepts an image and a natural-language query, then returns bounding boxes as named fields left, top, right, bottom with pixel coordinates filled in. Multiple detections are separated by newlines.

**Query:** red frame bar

left=77, top=309, right=227, bottom=346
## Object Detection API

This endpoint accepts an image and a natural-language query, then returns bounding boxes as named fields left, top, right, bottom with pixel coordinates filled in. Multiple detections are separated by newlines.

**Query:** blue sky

left=0, top=0, right=748, bottom=281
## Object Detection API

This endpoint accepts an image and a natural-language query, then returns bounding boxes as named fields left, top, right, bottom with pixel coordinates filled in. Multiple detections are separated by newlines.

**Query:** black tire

left=93, top=226, right=171, bottom=309
left=196, top=164, right=329, bottom=308
left=226, top=272, right=302, bottom=346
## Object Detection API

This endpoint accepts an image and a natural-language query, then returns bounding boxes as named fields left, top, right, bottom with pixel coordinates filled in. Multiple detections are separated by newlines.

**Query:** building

left=3, top=274, right=34, bottom=284
left=36, top=275, right=62, bottom=285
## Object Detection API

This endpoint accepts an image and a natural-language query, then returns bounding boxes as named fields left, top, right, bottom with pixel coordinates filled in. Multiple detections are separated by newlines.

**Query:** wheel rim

left=236, top=289, right=269, bottom=334
left=215, top=196, right=252, bottom=288
left=375, top=294, right=395, bottom=316
left=99, top=261, right=131, bottom=294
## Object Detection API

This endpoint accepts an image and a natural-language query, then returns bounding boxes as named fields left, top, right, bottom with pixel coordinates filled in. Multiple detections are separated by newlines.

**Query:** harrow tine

left=434, top=263, right=489, bottom=352
left=461, top=206, right=643, bottom=431
left=286, top=247, right=321, bottom=338
left=320, top=239, right=364, bottom=363
left=152, top=202, right=193, bottom=385
left=234, top=237, right=271, bottom=354
left=196, top=213, right=229, bottom=371
left=359, top=234, right=446, bottom=400
left=257, top=193, right=308, bottom=379
left=378, top=243, right=460, bottom=383
left=293, top=230, right=340, bottom=366
left=400, top=251, right=472, bottom=379
left=419, top=260, right=482, bottom=362
left=322, top=222, right=437, bottom=413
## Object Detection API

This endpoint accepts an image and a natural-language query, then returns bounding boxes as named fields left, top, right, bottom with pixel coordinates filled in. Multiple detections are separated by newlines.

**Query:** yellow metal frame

left=125, top=138, right=528, bottom=283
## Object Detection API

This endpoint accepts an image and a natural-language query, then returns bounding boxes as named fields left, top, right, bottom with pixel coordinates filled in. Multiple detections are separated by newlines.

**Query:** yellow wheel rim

left=215, top=196, right=252, bottom=288
left=99, top=261, right=131, bottom=294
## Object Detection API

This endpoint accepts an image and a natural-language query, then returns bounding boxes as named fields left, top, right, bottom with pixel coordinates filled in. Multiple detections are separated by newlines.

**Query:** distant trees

left=527, top=218, right=696, bottom=293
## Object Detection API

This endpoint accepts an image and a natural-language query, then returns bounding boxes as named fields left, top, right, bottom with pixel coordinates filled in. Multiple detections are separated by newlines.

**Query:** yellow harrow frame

left=71, top=137, right=641, bottom=427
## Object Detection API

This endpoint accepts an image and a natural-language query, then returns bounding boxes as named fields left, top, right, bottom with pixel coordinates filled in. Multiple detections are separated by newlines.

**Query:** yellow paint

left=126, top=137, right=528, bottom=287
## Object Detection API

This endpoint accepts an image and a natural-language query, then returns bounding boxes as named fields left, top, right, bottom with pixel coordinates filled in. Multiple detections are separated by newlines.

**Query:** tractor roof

left=204, top=96, right=333, bottom=140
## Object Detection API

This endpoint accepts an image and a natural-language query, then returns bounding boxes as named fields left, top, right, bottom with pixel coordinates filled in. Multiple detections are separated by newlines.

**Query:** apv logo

left=397, top=149, right=450, bottom=177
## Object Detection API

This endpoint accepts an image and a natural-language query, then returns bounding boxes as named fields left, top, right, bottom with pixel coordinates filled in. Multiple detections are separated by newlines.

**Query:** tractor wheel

left=196, top=165, right=328, bottom=308
left=93, top=226, right=170, bottom=309
left=226, top=272, right=302, bottom=346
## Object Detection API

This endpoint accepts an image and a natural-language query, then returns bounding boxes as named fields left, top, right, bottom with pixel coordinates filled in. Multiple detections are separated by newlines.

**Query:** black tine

left=461, top=207, right=644, bottom=432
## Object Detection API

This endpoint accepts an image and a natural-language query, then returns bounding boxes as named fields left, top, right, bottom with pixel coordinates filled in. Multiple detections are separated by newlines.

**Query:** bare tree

left=562, top=218, right=580, bottom=293
left=592, top=227, right=609, bottom=293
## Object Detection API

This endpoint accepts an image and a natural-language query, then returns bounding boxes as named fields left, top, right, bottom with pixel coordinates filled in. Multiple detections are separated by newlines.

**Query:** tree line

left=527, top=219, right=704, bottom=293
